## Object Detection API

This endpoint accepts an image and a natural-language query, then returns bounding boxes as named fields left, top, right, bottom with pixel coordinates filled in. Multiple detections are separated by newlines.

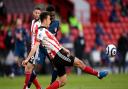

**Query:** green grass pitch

left=0, top=74, right=128, bottom=89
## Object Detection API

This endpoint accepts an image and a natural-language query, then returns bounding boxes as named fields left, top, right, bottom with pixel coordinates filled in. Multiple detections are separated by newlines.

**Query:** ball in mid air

left=106, top=44, right=117, bottom=57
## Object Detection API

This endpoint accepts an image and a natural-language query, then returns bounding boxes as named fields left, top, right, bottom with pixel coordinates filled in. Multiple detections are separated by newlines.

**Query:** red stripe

left=51, top=50, right=56, bottom=56
left=45, top=30, right=60, bottom=46
left=46, top=39, right=60, bottom=50
left=48, top=50, right=56, bottom=59
left=34, top=25, right=38, bottom=45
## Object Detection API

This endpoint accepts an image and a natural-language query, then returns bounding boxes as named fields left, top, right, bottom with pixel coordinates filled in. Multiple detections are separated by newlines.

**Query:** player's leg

left=23, top=62, right=34, bottom=89
left=46, top=74, right=67, bottom=89
left=27, top=63, right=41, bottom=89
left=24, top=60, right=41, bottom=89
left=46, top=66, right=67, bottom=89
left=27, top=69, right=40, bottom=89
left=46, top=48, right=58, bottom=84
left=73, top=57, right=108, bottom=79
left=27, top=47, right=46, bottom=89
left=50, top=68, right=58, bottom=84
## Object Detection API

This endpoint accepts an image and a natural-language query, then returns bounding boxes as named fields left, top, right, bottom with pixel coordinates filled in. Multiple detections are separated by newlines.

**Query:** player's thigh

left=73, top=57, right=85, bottom=69
left=54, top=49, right=75, bottom=66
left=25, top=62, right=34, bottom=72
left=59, top=74, right=67, bottom=86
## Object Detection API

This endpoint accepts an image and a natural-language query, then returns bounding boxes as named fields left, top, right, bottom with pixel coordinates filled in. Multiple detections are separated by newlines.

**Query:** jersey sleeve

left=37, top=29, right=43, bottom=41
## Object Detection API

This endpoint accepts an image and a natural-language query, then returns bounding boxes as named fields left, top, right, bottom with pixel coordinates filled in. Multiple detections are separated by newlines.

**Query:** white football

left=106, top=44, right=117, bottom=57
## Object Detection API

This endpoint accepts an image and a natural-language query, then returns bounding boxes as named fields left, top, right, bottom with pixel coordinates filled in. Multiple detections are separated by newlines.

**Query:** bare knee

left=25, top=63, right=34, bottom=73
left=59, top=74, right=67, bottom=87
left=74, top=57, right=86, bottom=69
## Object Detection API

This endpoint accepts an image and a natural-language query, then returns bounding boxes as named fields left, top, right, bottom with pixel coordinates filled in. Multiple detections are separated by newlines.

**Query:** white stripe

left=57, top=51, right=71, bottom=62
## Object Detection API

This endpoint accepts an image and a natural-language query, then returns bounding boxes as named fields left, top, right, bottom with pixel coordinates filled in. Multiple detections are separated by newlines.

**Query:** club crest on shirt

left=54, top=28, right=57, bottom=32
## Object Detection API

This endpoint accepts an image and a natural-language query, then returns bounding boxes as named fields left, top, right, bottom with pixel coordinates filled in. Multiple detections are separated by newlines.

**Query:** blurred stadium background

left=0, top=0, right=128, bottom=89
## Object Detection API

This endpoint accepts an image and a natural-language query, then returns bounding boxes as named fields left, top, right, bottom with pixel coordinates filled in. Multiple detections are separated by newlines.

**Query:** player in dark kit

left=26, top=5, right=60, bottom=89
left=22, top=11, right=108, bottom=89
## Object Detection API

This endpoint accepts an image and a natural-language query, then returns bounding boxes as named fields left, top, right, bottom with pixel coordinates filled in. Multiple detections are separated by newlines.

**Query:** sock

left=33, top=78, right=41, bottom=89
left=27, top=70, right=37, bottom=88
left=23, top=72, right=31, bottom=89
left=83, top=66, right=98, bottom=76
left=26, top=87, right=30, bottom=89
left=32, top=70, right=41, bottom=89
left=46, top=80, right=60, bottom=89
left=50, top=69, right=58, bottom=84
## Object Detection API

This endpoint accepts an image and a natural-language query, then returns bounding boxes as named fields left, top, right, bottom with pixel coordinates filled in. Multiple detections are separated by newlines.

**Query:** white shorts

left=28, top=47, right=39, bottom=64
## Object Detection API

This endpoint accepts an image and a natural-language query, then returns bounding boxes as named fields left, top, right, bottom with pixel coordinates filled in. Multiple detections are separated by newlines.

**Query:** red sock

left=33, top=78, right=41, bottom=89
left=46, top=80, right=60, bottom=89
left=23, top=72, right=31, bottom=89
left=83, top=66, right=98, bottom=76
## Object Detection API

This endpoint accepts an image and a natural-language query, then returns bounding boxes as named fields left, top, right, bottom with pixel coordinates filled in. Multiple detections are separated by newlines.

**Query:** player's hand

left=22, top=59, right=29, bottom=67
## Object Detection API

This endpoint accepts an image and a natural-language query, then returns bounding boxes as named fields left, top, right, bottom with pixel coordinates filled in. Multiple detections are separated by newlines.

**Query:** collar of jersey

left=35, top=19, right=40, bottom=22
left=38, top=26, right=47, bottom=29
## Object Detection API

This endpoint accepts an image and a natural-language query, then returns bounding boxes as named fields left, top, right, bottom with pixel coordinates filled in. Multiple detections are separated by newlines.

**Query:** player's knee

left=74, top=58, right=85, bottom=69
left=60, top=79, right=67, bottom=87
left=25, top=63, right=34, bottom=73
left=59, top=75, right=67, bottom=87
left=61, top=81, right=66, bottom=87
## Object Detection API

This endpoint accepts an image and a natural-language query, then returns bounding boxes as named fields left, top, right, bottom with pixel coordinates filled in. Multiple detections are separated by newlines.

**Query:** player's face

left=50, top=11, right=55, bottom=21
left=46, top=15, right=51, bottom=27
left=33, top=9, right=41, bottom=20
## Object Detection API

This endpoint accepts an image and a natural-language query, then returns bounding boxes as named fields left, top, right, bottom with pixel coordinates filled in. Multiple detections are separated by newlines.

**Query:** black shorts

left=52, top=49, right=75, bottom=77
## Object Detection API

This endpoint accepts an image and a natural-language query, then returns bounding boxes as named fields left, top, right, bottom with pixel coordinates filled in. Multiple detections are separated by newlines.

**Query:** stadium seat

left=84, top=28, right=90, bottom=35
left=7, top=13, right=12, bottom=24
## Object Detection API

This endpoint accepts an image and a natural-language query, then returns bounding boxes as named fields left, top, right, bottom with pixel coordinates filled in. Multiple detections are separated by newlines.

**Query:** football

left=106, top=44, right=117, bottom=57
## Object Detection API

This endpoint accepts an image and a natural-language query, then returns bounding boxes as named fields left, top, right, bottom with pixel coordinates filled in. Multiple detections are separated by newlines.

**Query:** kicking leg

left=74, top=57, right=108, bottom=79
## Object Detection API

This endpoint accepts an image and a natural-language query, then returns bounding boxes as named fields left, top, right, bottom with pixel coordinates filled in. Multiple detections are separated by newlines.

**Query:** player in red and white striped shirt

left=23, top=7, right=42, bottom=89
left=22, top=11, right=108, bottom=89
left=37, top=26, right=61, bottom=59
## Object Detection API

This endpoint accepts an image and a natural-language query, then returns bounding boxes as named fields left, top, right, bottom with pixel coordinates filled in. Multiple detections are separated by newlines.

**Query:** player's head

left=33, top=6, right=42, bottom=20
left=46, top=5, right=55, bottom=21
left=40, top=11, right=51, bottom=28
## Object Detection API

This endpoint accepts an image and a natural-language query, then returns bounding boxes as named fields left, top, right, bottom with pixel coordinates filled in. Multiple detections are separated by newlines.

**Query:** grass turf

left=0, top=74, right=128, bottom=89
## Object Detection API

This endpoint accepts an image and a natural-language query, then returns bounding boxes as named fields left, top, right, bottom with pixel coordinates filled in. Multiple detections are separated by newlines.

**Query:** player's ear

left=32, top=11, right=35, bottom=16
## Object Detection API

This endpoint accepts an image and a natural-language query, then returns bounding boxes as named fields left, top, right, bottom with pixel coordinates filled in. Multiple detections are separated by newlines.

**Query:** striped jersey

left=37, top=26, right=62, bottom=59
left=31, top=19, right=41, bottom=48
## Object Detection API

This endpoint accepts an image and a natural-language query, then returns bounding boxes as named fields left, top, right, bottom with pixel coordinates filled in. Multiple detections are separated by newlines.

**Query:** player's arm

left=22, top=28, right=43, bottom=66
left=22, top=41, right=40, bottom=66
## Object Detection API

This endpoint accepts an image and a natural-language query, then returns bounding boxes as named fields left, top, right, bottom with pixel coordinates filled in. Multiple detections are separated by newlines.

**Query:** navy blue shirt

left=49, top=20, right=59, bottom=36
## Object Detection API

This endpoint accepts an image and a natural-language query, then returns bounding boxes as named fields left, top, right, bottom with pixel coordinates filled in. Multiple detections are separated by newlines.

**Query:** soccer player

left=23, top=7, right=42, bottom=89
left=26, top=5, right=60, bottom=88
left=46, top=5, right=59, bottom=84
left=22, top=11, right=108, bottom=89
